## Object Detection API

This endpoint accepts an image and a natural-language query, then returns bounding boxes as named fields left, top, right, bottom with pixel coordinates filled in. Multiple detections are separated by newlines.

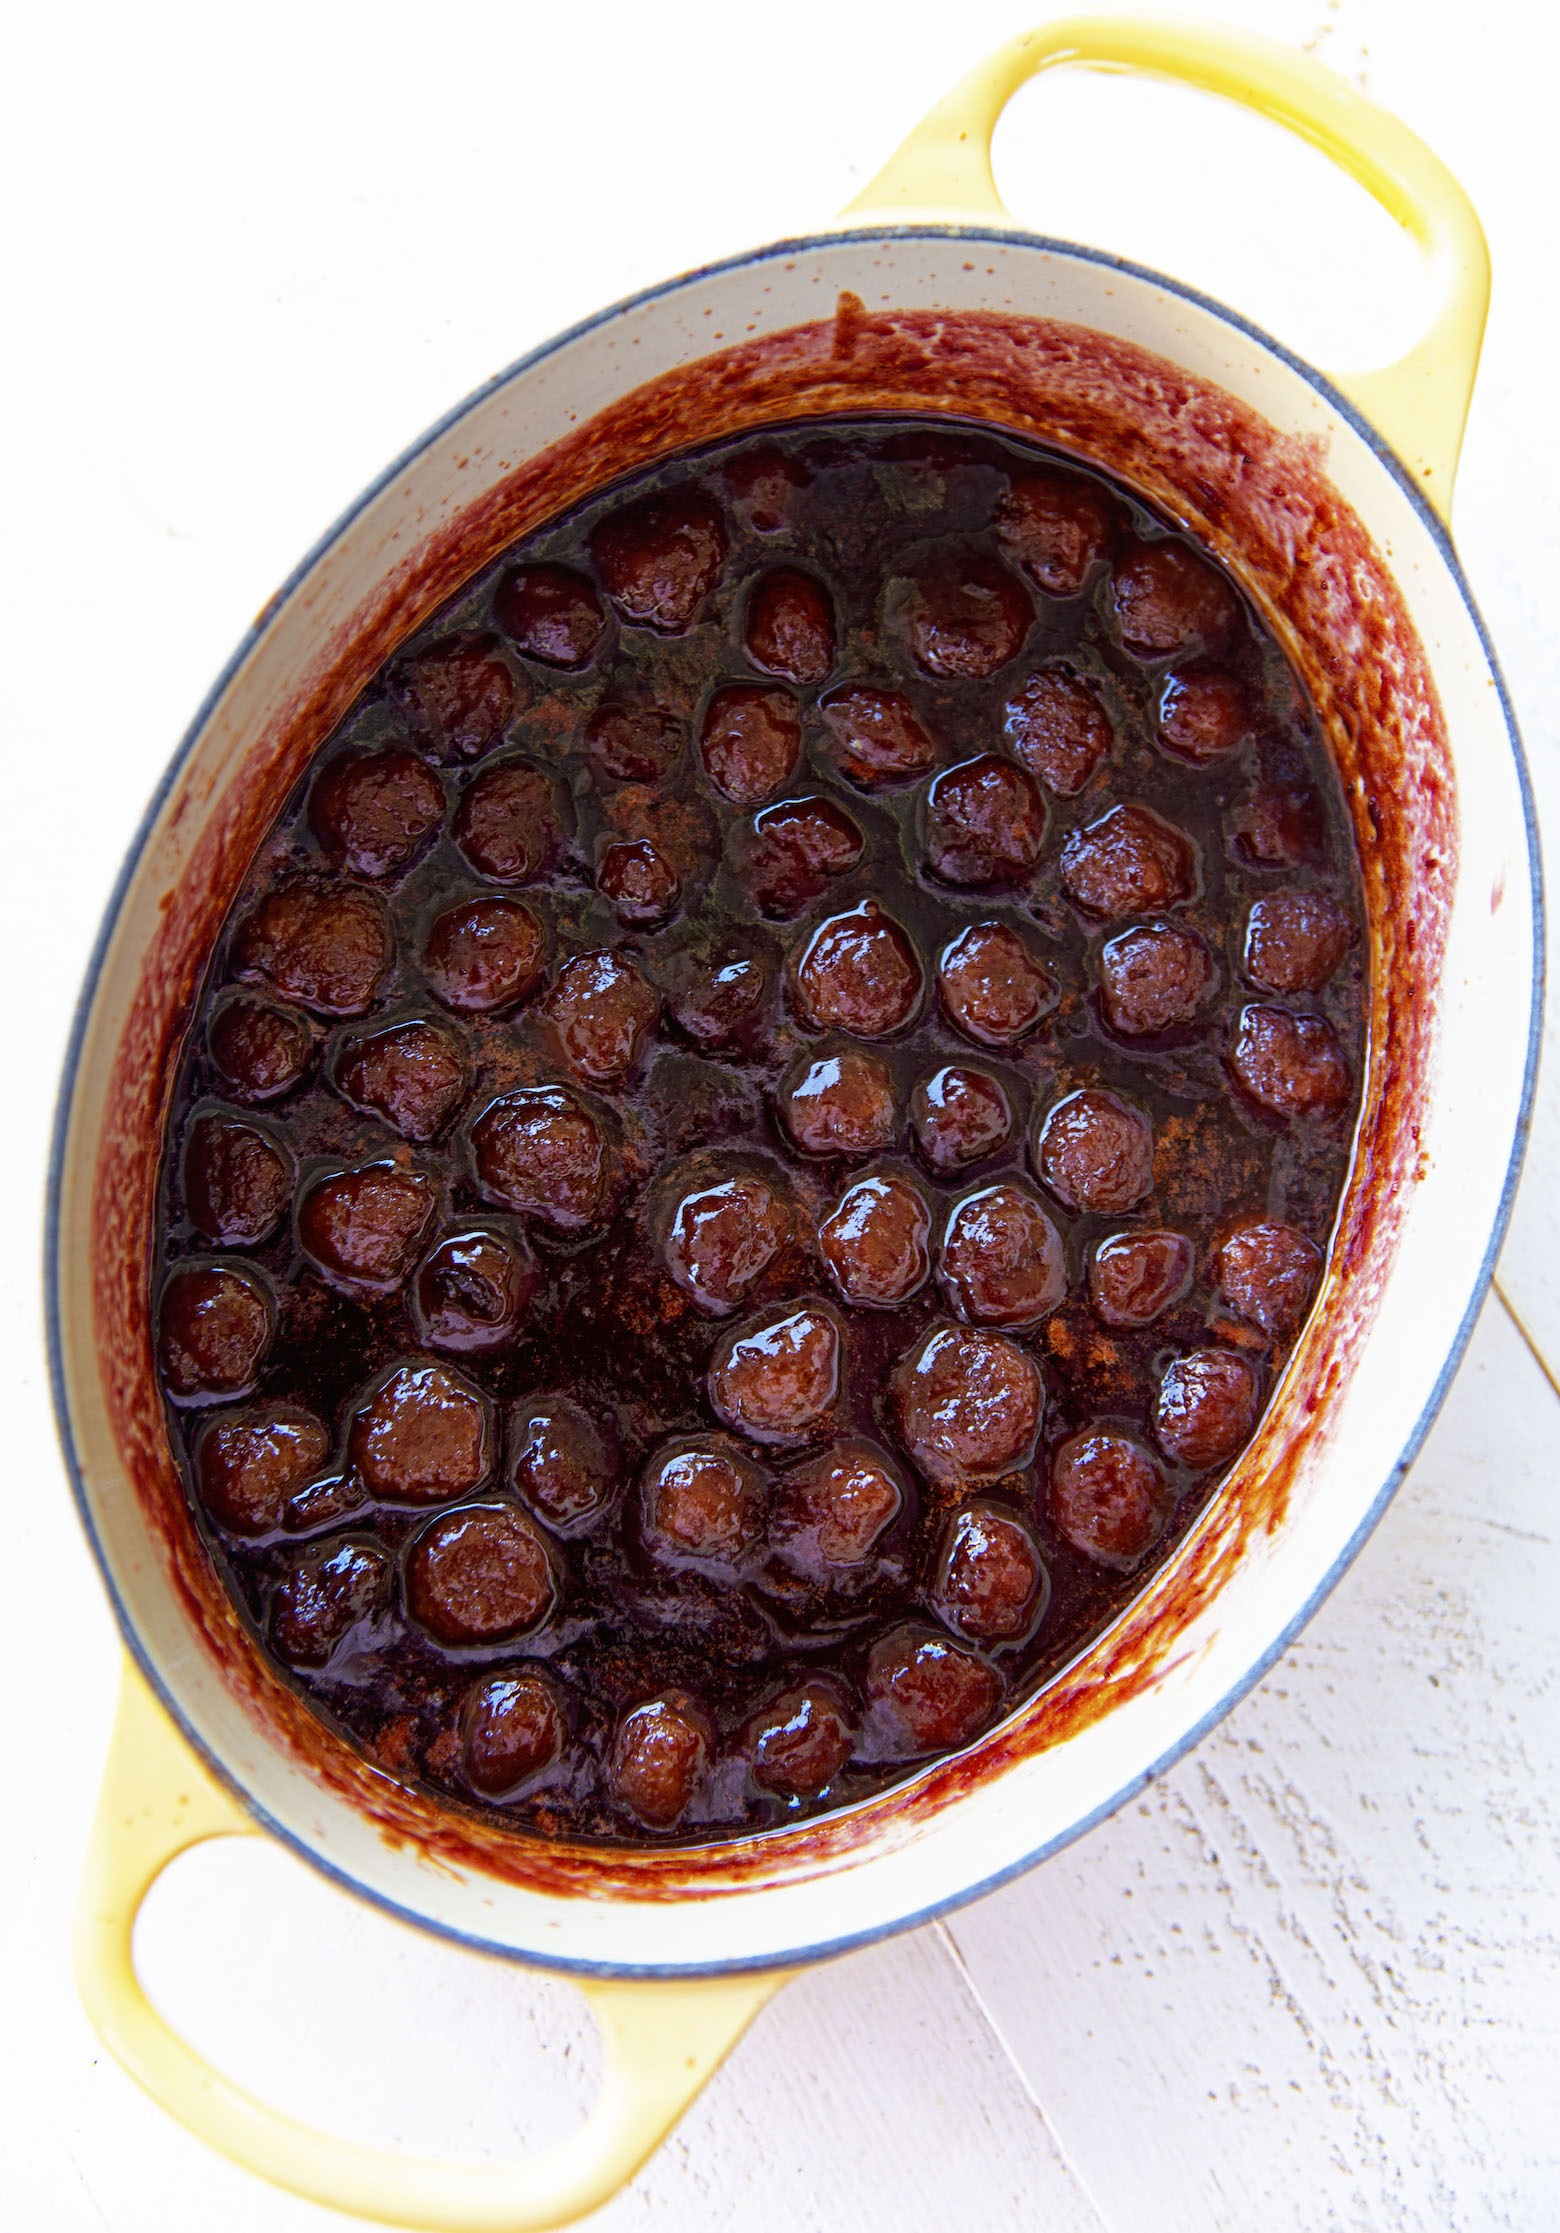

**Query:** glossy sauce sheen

left=153, top=420, right=1365, bottom=1844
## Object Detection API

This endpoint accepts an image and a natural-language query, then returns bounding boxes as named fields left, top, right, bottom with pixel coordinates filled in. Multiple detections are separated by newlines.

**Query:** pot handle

left=76, top=1658, right=783, bottom=2230
left=844, top=17, right=1489, bottom=520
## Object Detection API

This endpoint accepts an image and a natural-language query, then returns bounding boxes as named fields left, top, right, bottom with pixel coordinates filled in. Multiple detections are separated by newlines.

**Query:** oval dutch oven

left=48, top=18, right=1541, bottom=2228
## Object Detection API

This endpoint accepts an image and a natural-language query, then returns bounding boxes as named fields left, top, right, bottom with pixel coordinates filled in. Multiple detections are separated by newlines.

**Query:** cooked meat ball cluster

left=155, top=420, right=1364, bottom=1844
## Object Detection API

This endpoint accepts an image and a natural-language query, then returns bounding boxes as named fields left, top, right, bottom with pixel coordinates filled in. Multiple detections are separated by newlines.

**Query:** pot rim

left=45, top=220, right=1545, bottom=1978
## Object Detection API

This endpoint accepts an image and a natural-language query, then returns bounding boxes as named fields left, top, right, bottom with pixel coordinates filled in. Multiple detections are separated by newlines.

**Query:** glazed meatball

left=746, top=795, right=863, bottom=917
left=195, top=1408, right=330, bottom=1536
left=1060, top=802, right=1197, bottom=920
left=899, top=550, right=1032, bottom=678
left=1033, top=1089, right=1154, bottom=1214
left=1112, top=539, right=1239, bottom=658
left=233, top=883, right=392, bottom=1016
left=1230, top=772, right=1327, bottom=868
left=597, top=838, right=680, bottom=927
left=452, top=760, right=561, bottom=883
left=819, top=1175, right=931, bottom=1308
left=777, top=1048, right=897, bottom=1157
left=182, top=1114, right=291, bottom=1245
left=1243, top=891, right=1353, bottom=993
left=415, top=1228, right=537, bottom=1354
left=794, top=902, right=923, bottom=1037
left=1153, top=1349, right=1260, bottom=1468
left=698, top=685, right=801, bottom=805
left=923, top=755, right=1047, bottom=887
left=1088, top=1230, right=1194, bottom=1328
left=771, top=1437, right=904, bottom=1570
left=607, top=1695, right=711, bottom=1828
left=583, top=701, right=684, bottom=785
left=590, top=492, right=727, bottom=632
left=1098, top=923, right=1216, bottom=1037
left=406, top=1503, right=555, bottom=1644
left=1003, top=666, right=1114, bottom=796
left=158, top=1263, right=272, bottom=1401
left=660, top=930, right=776, bottom=1053
left=350, top=1361, right=491, bottom=1503
left=891, top=1324, right=1044, bottom=1487
left=938, top=1184, right=1065, bottom=1327
left=470, top=1085, right=612, bottom=1233
left=1229, top=1004, right=1351, bottom=1118
left=1049, top=1432, right=1166, bottom=1568
left=308, top=747, right=444, bottom=880
left=390, top=633, right=517, bottom=760
left=995, top=469, right=1115, bottom=595
left=297, top=1163, right=438, bottom=1292
left=937, top=922, right=1057, bottom=1046
left=423, top=897, right=545, bottom=1014
left=724, top=443, right=806, bottom=533
left=334, top=1018, right=467, bottom=1142
left=640, top=1435, right=767, bottom=1565
left=749, top=1681, right=854, bottom=1797
left=708, top=1302, right=841, bottom=1445
left=511, top=1399, right=617, bottom=1528
left=272, top=1537, right=390, bottom=1667
left=665, top=1174, right=786, bottom=1314
left=933, top=1503, right=1046, bottom=1641
left=1216, top=1217, right=1322, bottom=1337
left=817, top=685, right=939, bottom=788
left=462, top=1671, right=564, bottom=1797
left=865, top=1626, right=1000, bottom=1754
left=207, top=993, right=312, bottom=1102
left=493, top=563, right=606, bottom=668
left=543, top=950, right=658, bottom=1084
left=744, top=569, right=835, bottom=683
left=1158, top=669, right=1251, bottom=764
left=911, top=1065, right=1012, bottom=1175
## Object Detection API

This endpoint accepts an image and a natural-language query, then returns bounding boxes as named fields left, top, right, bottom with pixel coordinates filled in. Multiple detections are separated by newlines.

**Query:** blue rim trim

left=46, top=221, right=1545, bottom=1981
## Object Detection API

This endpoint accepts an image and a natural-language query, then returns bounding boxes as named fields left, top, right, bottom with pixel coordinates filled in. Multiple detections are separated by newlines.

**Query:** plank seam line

left=1492, top=1275, right=1560, bottom=1405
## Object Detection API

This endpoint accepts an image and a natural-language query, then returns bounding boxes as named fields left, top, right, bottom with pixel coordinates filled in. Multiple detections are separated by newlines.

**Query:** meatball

left=423, top=897, right=545, bottom=1014
left=777, top=1048, right=897, bottom=1157
left=1229, top=1004, right=1351, bottom=1118
left=708, top=1302, right=841, bottom=1445
left=232, top=884, right=392, bottom=1016
left=1088, top=1230, right=1194, bottom=1328
left=817, top=685, right=939, bottom=788
left=182, top=1114, right=291, bottom=1245
left=1153, top=1350, right=1261, bottom=1468
left=333, top=1018, right=468, bottom=1142
left=938, top=1184, right=1066, bottom=1327
left=749, top=1681, right=854, bottom=1797
left=350, top=1361, right=491, bottom=1503
left=1098, top=922, right=1216, bottom=1037
left=297, top=1163, right=438, bottom=1292
left=462, top=1671, right=564, bottom=1797
left=911, top=1065, right=1012, bottom=1174
left=665, top=1174, right=786, bottom=1314
left=891, top=1324, right=1044, bottom=1487
left=414, top=1227, right=538, bottom=1354
left=406, top=1503, right=555, bottom=1644
left=640, top=1435, right=767, bottom=1565
left=607, top=1695, right=711, bottom=1828
left=698, top=685, right=802, bottom=805
left=933, top=1504, right=1046, bottom=1641
left=597, top=838, right=680, bottom=927
left=1158, top=669, right=1251, bottom=765
left=795, top=902, right=923, bottom=1037
left=723, top=443, right=806, bottom=533
left=746, top=795, right=863, bottom=917
left=308, top=747, right=444, bottom=880
left=158, top=1263, right=272, bottom=1402
left=207, top=993, right=312, bottom=1103
left=771, top=1437, right=905, bottom=1570
left=543, top=950, right=658, bottom=1084
left=819, top=1175, right=931, bottom=1308
left=1060, top=802, right=1197, bottom=920
left=470, top=1085, right=612, bottom=1233
left=1003, top=666, right=1114, bottom=796
left=493, top=563, right=606, bottom=668
left=390, top=633, right=517, bottom=760
left=1112, top=538, right=1240, bottom=658
left=899, top=551, right=1032, bottom=678
left=271, top=1537, right=390, bottom=1667
left=995, top=469, right=1115, bottom=594
left=865, top=1626, right=1000, bottom=1754
left=452, top=760, right=561, bottom=883
left=1216, top=1217, right=1322, bottom=1338
left=1243, top=891, right=1353, bottom=993
left=923, top=755, right=1047, bottom=886
left=1049, top=1432, right=1167, bottom=1568
left=744, top=569, right=836, bottom=684
left=1230, top=775, right=1327, bottom=868
left=1033, top=1089, right=1154, bottom=1214
left=660, top=929, right=776, bottom=1053
left=938, top=922, right=1057, bottom=1047
left=590, top=491, right=727, bottom=632
left=511, top=1399, right=617, bottom=1528
left=583, top=701, right=684, bottom=785
left=195, top=1408, right=330, bottom=1536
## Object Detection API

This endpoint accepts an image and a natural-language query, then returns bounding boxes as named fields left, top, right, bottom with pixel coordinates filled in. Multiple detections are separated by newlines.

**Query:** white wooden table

left=5, top=3, right=1558, bottom=2224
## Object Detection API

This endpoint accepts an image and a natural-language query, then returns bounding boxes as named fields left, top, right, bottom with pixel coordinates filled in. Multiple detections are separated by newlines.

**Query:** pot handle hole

left=844, top=15, right=1489, bottom=522
left=75, top=1658, right=783, bottom=2230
